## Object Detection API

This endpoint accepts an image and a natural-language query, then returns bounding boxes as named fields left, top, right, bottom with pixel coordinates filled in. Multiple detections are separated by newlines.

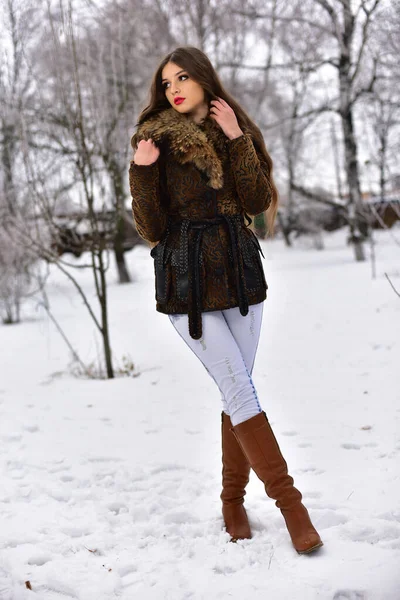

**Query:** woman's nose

left=171, top=82, right=180, bottom=95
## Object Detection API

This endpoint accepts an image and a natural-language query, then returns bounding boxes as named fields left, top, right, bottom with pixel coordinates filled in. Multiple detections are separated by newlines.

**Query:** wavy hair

left=135, top=46, right=278, bottom=234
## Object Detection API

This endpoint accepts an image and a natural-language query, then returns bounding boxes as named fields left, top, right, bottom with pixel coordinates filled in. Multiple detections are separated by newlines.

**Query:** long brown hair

left=136, top=46, right=278, bottom=234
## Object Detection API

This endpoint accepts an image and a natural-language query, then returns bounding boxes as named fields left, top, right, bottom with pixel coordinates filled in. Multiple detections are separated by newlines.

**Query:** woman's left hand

left=209, top=98, right=244, bottom=140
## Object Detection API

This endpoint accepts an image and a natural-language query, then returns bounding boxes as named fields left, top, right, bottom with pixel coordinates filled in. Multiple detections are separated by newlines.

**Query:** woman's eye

left=163, top=74, right=188, bottom=89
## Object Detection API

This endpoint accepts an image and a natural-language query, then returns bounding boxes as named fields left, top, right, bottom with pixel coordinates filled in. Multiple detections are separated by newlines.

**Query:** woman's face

left=161, top=61, right=208, bottom=118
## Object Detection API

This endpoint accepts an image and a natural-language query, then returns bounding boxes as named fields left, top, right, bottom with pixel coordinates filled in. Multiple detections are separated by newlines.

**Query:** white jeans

left=168, top=302, right=264, bottom=426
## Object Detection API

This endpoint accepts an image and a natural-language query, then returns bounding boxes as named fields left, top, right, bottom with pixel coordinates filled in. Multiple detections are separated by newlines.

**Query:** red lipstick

left=174, top=97, right=185, bottom=105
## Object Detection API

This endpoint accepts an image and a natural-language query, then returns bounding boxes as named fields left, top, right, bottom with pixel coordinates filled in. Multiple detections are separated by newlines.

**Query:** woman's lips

left=174, top=97, right=185, bottom=105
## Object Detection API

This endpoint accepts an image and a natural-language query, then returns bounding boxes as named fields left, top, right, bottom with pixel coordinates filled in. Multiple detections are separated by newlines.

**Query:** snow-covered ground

left=0, top=227, right=399, bottom=600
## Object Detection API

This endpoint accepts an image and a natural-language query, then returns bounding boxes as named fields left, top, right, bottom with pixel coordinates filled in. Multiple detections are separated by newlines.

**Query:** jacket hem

left=155, top=290, right=267, bottom=316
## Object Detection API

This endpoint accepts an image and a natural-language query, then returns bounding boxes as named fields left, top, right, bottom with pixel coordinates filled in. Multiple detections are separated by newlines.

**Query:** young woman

left=129, top=46, right=323, bottom=554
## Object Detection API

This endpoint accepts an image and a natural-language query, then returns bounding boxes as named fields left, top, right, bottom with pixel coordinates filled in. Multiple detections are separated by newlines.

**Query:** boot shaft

left=221, top=411, right=251, bottom=505
left=231, top=412, right=302, bottom=509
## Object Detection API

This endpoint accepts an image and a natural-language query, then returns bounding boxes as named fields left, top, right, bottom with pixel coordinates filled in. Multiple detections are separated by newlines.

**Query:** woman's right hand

left=133, top=139, right=160, bottom=165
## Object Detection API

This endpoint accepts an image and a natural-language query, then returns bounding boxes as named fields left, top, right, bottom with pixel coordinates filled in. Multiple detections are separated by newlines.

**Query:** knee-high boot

left=231, top=411, right=323, bottom=554
left=221, top=412, right=252, bottom=541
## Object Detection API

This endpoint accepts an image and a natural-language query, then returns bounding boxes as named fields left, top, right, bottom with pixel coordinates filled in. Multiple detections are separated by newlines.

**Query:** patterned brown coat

left=128, top=107, right=273, bottom=338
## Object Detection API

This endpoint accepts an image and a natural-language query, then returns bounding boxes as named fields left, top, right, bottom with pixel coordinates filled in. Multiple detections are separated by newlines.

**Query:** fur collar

left=131, top=108, right=230, bottom=189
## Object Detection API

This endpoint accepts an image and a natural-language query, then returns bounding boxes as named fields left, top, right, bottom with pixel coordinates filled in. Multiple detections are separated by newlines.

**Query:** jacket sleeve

left=227, top=133, right=273, bottom=216
left=128, top=159, right=168, bottom=243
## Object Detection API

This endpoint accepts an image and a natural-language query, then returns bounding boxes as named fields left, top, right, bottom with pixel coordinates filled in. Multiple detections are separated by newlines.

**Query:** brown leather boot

left=221, top=412, right=252, bottom=541
left=231, top=411, right=323, bottom=554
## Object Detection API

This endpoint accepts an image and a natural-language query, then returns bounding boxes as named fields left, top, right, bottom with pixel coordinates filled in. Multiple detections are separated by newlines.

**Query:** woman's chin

left=172, top=104, right=189, bottom=113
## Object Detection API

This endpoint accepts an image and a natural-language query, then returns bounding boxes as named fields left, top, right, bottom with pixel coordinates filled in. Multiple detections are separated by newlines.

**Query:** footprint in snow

left=27, top=554, right=52, bottom=566
left=117, top=564, right=138, bottom=578
left=162, top=510, right=200, bottom=525
left=150, top=464, right=188, bottom=476
left=49, top=490, right=71, bottom=503
left=345, top=522, right=400, bottom=544
left=48, top=463, right=71, bottom=474
left=341, top=443, right=361, bottom=450
left=298, top=443, right=312, bottom=448
left=9, top=469, right=26, bottom=480
left=107, top=501, right=128, bottom=515
left=2, top=432, right=22, bottom=442
left=213, top=565, right=236, bottom=575
left=281, top=431, right=298, bottom=436
left=333, top=591, right=366, bottom=600
left=33, top=584, right=79, bottom=599
left=6, top=459, right=25, bottom=469
left=22, top=424, right=39, bottom=433
left=86, top=456, right=123, bottom=463
left=303, top=491, right=322, bottom=499
left=296, top=467, right=325, bottom=475
left=377, top=511, right=400, bottom=523
left=313, top=509, right=348, bottom=529
left=60, top=526, right=91, bottom=538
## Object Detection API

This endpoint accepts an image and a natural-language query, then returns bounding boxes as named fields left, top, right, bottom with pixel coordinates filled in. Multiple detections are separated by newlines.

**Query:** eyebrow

left=161, top=69, right=186, bottom=83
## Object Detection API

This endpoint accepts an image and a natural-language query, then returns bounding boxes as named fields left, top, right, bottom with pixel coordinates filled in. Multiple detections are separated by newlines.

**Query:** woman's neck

left=189, top=103, right=209, bottom=124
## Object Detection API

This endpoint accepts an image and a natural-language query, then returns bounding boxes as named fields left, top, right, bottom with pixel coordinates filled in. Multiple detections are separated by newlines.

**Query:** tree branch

left=231, top=10, right=337, bottom=38
left=385, top=273, right=400, bottom=298
left=352, top=56, right=379, bottom=103
left=351, top=0, right=381, bottom=85
left=260, top=103, right=338, bottom=130
left=313, top=0, right=341, bottom=36
left=292, top=183, right=348, bottom=210
left=218, top=58, right=339, bottom=72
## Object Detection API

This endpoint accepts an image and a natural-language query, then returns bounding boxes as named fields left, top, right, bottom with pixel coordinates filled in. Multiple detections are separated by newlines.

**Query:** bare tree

left=20, top=0, right=117, bottom=377
left=0, top=0, right=48, bottom=322
left=78, top=0, right=184, bottom=282
left=310, top=0, right=381, bottom=260
left=363, top=0, right=400, bottom=199
left=230, top=0, right=384, bottom=259
left=269, top=14, right=330, bottom=246
left=0, top=0, right=39, bottom=216
left=364, top=94, right=399, bottom=201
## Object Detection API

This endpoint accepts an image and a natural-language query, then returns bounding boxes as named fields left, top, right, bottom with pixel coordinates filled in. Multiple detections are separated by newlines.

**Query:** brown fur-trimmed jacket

left=128, top=107, right=273, bottom=338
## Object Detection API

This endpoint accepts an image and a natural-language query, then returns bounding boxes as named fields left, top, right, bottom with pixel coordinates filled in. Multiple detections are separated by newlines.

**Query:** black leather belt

left=163, top=213, right=251, bottom=339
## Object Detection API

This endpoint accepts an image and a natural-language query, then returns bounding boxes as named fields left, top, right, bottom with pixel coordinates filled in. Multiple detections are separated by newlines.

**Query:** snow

left=0, top=227, right=399, bottom=600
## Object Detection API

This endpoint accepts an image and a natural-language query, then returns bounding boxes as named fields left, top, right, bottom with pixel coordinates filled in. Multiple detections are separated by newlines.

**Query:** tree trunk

left=108, top=157, right=131, bottom=284
left=114, top=212, right=131, bottom=284
left=340, top=102, right=367, bottom=261
left=286, top=140, right=295, bottom=248
left=277, top=211, right=292, bottom=247
left=1, top=124, right=18, bottom=217
left=379, top=123, right=387, bottom=203
left=283, top=79, right=301, bottom=249
left=339, top=3, right=368, bottom=262
left=98, top=253, right=114, bottom=379
left=331, top=118, right=344, bottom=201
